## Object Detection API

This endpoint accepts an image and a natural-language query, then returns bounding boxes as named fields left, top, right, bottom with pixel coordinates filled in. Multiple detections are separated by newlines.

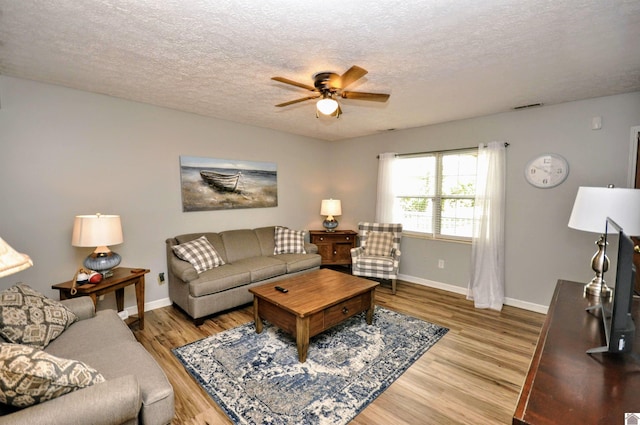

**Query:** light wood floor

left=132, top=280, right=545, bottom=425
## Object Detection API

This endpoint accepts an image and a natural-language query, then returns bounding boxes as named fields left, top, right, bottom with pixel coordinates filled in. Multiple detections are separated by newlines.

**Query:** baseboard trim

left=124, top=279, right=549, bottom=318
left=122, top=297, right=173, bottom=317
left=397, top=273, right=549, bottom=314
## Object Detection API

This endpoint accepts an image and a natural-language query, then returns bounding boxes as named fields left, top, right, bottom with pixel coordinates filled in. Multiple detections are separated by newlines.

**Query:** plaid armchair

left=351, top=222, right=402, bottom=294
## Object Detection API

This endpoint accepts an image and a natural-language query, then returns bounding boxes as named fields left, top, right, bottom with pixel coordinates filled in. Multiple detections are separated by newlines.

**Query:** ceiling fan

left=272, top=65, right=390, bottom=118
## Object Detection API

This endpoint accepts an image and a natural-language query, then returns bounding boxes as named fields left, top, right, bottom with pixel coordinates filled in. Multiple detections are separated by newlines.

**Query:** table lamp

left=568, top=186, right=640, bottom=297
left=321, top=199, right=342, bottom=232
left=72, top=213, right=123, bottom=278
left=0, top=237, right=33, bottom=278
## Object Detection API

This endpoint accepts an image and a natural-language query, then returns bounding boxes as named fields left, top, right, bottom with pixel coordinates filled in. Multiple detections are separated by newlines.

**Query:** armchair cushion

left=354, top=255, right=396, bottom=273
left=364, top=231, right=394, bottom=257
left=0, top=343, right=105, bottom=408
left=172, top=236, right=225, bottom=273
left=0, top=284, right=77, bottom=349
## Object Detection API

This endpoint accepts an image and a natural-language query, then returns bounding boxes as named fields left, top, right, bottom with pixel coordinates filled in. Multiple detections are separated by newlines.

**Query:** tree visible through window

left=395, top=149, right=477, bottom=240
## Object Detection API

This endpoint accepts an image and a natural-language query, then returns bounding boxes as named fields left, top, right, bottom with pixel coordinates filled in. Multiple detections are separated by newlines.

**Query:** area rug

left=173, top=307, right=448, bottom=425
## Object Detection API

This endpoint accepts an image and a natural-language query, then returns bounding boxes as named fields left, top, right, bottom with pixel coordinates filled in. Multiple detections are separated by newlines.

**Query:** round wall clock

left=524, top=153, right=569, bottom=188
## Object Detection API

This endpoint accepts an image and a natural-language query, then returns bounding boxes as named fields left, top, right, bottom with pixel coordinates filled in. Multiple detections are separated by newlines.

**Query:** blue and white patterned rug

left=173, top=306, right=448, bottom=425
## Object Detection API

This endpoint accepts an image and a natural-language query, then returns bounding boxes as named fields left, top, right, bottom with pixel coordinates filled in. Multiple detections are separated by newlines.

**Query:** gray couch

left=166, top=226, right=322, bottom=325
left=0, top=297, right=174, bottom=425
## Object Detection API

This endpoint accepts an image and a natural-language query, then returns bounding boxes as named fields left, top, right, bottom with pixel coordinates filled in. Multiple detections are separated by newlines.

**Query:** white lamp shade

left=568, top=187, right=640, bottom=236
left=0, top=238, right=33, bottom=278
left=317, top=98, right=339, bottom=115
left=320, top=199, right=342, bottom=216
left=71, top=214, right=124, bottom=247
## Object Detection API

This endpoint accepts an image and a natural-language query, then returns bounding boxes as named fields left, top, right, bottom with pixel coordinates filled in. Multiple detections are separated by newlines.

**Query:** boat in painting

left=200, top=170, right=241, bottom=192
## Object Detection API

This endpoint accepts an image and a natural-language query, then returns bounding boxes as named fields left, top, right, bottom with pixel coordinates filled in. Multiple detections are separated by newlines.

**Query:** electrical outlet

left=159, top=272, right=165, bottom=284
left=438, top=259, right=445, bottom=269
left=98, top=295, right=105, bottom=301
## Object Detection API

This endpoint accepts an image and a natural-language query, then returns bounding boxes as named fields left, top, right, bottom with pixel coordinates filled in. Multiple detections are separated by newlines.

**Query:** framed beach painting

left=180, top=156, right=278, bottom=211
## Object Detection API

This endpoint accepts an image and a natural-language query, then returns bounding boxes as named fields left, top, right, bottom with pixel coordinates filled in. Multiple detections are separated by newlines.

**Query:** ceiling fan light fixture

left=316, top=97, right=339, bottom=115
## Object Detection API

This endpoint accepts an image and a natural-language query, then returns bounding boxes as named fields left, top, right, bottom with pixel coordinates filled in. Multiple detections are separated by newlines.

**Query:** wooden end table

left=52, top=267, right=149, bottom=330
left=248, top=268, right=378, bottom=362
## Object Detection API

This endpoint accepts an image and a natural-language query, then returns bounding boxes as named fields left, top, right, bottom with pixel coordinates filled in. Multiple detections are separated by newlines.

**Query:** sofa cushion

left=45, top=310, right=136, bottom=358
left=273, top=253, right=322, bottom=273
left=0, top=284, right=77, bottom=349
left=0, top=343, right=105, bottom=408
left=233, top=257, right=287, bottom=282
left=254, top=226, right=276, bottom=256
left=172, top=236, right=225, bottom=273
left=220, top=229, right=262, bottom=263
left=364, top=231, right=394, bottom=257
left=188, top=264, right=252, bottom=297
left=274, top=227, right=306, bottom=254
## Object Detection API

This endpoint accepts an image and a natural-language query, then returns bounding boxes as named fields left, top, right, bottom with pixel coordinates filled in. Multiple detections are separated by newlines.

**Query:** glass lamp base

left=323, top=218, right=339, bottom=232
left=84, top=251, right=121, bottom=277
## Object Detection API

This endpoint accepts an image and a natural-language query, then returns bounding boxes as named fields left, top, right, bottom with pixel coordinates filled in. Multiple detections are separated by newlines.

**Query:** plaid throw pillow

left=0, top=343, right=105, bottom=408
left=364, top=231, right=393, bottom=257
left=172, top=236, right=225, bottom=273
left=0, top=284, right=78, bottom=349
left=273, top=227, right=306, bottom=254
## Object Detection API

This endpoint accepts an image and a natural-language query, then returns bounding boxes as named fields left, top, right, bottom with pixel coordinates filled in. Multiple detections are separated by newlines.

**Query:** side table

left=309, top=230, right=357, bottom=266
left=52, top=267, right=149, bottom=330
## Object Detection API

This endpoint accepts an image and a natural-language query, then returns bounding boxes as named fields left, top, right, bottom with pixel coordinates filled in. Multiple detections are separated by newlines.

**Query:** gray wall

left=1, top=74, right=639, bottom=313
left=0, top=76, right=330, bottom=309
left=335, top=92, right=640, bottom=310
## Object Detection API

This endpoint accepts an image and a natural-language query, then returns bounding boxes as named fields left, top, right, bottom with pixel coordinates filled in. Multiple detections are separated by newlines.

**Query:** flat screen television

left=586, top=217, right=637, bottom=354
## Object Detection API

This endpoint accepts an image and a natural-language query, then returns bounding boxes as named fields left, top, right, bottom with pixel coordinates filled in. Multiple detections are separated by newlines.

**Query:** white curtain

left=467, top=142, right=506, bottom=311
left=375, top=153, right=398, bottom=222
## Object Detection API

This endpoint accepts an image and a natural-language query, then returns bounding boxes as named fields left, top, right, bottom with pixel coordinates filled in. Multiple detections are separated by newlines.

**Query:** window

left=394, top=149, right=477, bottom=240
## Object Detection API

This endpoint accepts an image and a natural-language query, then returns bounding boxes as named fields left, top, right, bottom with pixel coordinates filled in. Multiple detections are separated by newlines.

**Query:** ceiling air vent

left=513, top=103, right=543, bottom=110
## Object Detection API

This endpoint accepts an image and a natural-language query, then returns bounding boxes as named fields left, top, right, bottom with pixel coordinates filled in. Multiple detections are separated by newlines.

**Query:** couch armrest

left=169, top=255, right=199, bottom=283
left=304, top=242, right=318, bottom=255
left=0, top=375, right=141, bottom=425
left=59, top=297, right=96, bottom=321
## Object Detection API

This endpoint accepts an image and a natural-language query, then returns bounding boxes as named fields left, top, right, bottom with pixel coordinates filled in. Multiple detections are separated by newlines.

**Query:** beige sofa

left=166, top=226, right=321, bottom=325
left=0, top=297, right=174, bottom=425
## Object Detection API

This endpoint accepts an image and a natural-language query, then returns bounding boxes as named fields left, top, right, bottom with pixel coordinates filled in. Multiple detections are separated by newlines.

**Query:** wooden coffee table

left=248, top=268, right=379, bottom=362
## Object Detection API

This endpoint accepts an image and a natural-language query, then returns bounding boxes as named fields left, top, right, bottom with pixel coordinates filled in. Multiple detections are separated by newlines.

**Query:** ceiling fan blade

left=275, top=95, right=320, bottom=107
left=338, top=65, right=368, bottom=89
left=341, top=91, right=390, bottom=102
left=271, top=76, right=316, bottom=91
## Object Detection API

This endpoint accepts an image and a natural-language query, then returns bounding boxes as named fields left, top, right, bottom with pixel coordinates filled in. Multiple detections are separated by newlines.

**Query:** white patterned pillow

left=273, top=227, right=306, bottom=254
left=0, top=284, right=77, bottom=349
left=172, top=235, right=225, bottom=273
left=364, top=231, right=394, bottom=257
left=0, top=343, right=105, bottom=408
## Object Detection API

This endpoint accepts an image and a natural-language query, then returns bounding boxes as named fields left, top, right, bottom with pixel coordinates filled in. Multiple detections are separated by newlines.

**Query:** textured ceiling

left=1, top=1, right=639, bottom=141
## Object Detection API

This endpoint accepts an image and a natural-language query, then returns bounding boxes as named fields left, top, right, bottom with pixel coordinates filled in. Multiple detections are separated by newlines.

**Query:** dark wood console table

left=309, top=230, right=357, bottom=266
left=513, top=279, right=640, bottom=424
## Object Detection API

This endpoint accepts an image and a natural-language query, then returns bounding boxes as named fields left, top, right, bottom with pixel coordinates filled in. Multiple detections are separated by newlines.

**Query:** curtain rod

left=378, top=142, right=510, bottom=158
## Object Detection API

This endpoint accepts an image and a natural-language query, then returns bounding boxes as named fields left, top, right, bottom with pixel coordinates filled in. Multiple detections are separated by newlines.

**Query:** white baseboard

left=398, top=273, right=549, bottom=314
left=118, top=278, right=549, bottom=320
left=121, top=297, right=173, bottom=318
